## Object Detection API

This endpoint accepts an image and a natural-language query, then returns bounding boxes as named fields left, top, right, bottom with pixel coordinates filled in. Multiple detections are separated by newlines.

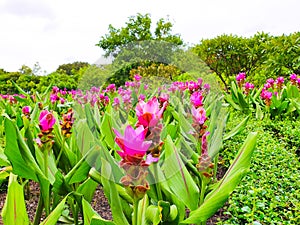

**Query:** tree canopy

left=96, top=13, right=183, bottom=57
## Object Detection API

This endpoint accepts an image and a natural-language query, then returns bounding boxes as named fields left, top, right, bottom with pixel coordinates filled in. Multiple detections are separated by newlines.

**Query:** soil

left=0, top=161, right=230, bottom=225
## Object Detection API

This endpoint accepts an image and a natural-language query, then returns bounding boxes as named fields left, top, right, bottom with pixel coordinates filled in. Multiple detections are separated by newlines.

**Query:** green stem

left=132, top=197, right=140, bottom=225
left=43, top=149, right=50, bottom=216
left=153, top=163, right=163, bottom=200
left=213, top=153, right=219, bottom=182
left=199, top=178, right=208, bottom=225
left=199, top=178, right=206, bottom=206
left=56, top=137, right=65, bottom=165
left=33, top=193, right=44, bottom=225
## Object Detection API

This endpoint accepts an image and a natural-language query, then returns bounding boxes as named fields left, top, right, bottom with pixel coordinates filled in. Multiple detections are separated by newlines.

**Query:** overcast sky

left=0, top=0, right=299, bottom=73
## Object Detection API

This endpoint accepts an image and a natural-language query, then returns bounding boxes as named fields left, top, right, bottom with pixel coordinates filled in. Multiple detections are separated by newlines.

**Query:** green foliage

left=193, top=32, right=300, bottom=88
left=56, top=61, right=89, bottom=76
left=97, top=13, right=183, bottom=57
left=220, top=112, right=300, bottom=224
left=78, top=64, right=112, bottom=90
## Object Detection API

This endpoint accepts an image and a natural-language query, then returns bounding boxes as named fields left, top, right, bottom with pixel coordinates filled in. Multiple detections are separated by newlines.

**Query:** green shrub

left=219, top=112, right=300, bottom=224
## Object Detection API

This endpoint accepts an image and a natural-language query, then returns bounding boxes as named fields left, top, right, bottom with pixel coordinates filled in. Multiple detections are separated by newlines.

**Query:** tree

left=56, top=61, right=90, bottom=75
left=96, top=13, right=183, bottom=57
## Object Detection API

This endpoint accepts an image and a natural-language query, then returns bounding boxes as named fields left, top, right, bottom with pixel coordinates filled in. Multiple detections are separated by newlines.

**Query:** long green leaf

left=82, top=198, right=115, bottom=225
left=181, top=132, right=257, bottom=224
left=161, top=136, right=199, bottom=210
left=223, top=115, right=249, bottom=141
left=101, top=159, right=130, bottom=225
left=1, top=173, right=29, bottom=225
left=40, top=196, right=67, bottom=225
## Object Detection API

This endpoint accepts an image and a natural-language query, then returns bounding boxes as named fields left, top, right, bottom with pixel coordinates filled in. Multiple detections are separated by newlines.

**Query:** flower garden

left=0, top=72, right=299, bottom=225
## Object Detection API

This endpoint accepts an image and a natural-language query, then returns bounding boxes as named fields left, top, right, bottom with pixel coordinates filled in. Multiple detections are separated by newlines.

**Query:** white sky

left=0, top=0, right=299, bottom=73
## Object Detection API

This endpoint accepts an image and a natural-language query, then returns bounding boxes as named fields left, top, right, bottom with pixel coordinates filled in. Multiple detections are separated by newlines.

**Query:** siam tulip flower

left=236, top=72, right=246, bottom=86
left=290, top=73, right=298, bottom=85
left=197, top=78, right=203, bottom=87
left=106, top=84, right=116, bottom=93
left=191, top=106, right=207, bottom=126
left=60, top=108, right=74, bottom=138
left=22, top=106, right=31, bottom=115
left=159, top=93, right=169, bottom=105
left=260, top=90, right=272, bottom=106
left=50, top=94, right=59, bottom=103
left=297, top=78, right=300, bottom=88
left=201, top=131, right=210, bottom=155
left=134, top=74, right=142, bottom=81
left=275, top=76, right=284, bottom=89
left=138, top=94, right=145, bottom=101
left=203, top=83, right=210, bottom=92
left=60, top=97, right=65, bottom=104
left=8, top=95, right=17, bottom=104
left=144, top=84, right=149, bottom=90
left=112, top=97, right=120, bottom=108
left=190, top=91, right=204, bottom=108
left=91, top=86, right=100, bottom=93
left=113, top=125, right=152, bottom=162
left=135, top=97, right=167, bottom=128
left=39, top=110, right=56, bottom=134
left=197, top=131, right=214, bottom=177
left=244, top=82, right=255, bottom=95
left=52, top=86, right=59, bottom=94
left=188, top=81, right=200, bottom=92
left=266, top=78, right=275, bottom=87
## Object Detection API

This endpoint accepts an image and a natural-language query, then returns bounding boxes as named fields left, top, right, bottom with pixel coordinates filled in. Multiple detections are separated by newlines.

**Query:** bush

left=220, top=111, right=300, bottom=224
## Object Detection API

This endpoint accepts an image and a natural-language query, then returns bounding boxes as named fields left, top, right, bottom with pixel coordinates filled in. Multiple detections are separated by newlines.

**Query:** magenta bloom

left=236, top=72, right=246, bottom=82
left=134, top=74, right=142, bottom=81
left=190, top=91, right=204, bottom=108
left=191, top=106, right=207, bottom=125
left=39, top=110, right=56, bottom=133
left=261, top=90, right=272, bottom=100
left=201, top=131, right=210, bottom=155
left=267, top=78, right=275, bottom=86
left=113, top=125, right=152, bottom=160
left=112, top=97, right=120, bottom=107
left=22, top=106, right=31, bottom=115
left=159, top=93, right=169, bottom=104
left=136, top=97, right=167, bottom=127
left=290, top=73, right=298, bottom=85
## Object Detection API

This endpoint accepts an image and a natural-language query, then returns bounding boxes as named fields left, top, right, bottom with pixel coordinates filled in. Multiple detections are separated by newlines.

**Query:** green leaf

left=82, top=198, right=115, bottom=225
left=161, top=136, right=199, bottom=210
left=40, top=196, right=67, bottom=225
left=181, top=132, right=257, bottom=224
left=101, top=159, right=130, bottom=225
left=4, top=118, right=45, bottom=181
left=223, top=115, right=249, bottom=141
left=78, top=178, right=98, bottom=202
left=1, top=173, right=29, bottom=225
left=100, top=112, right=115, bottom=149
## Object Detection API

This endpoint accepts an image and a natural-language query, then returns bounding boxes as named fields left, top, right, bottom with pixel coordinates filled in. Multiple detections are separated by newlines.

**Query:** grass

left=218, top=111, right=300, bottom=224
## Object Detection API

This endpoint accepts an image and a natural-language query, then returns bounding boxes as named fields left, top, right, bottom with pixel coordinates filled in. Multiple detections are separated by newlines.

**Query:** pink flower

left=191, top=106, right=207, bottom=125
left=267, top=78, right=275, bottom=86
left=159, top=93, right=169, bottom=104
left=50, top=94, right=59, bottom=103
left=106, top=84, right=116, bottom=93
left=22, top=106, right=31, bottom=115
left=112, top=97, right=120, bottom=107
left=290, top=73, right=298, bottom=85
left=39, top=110, right=56, bottom=133
left=136, top=97, right=167, bottom=127
left=113, top=125, right=152, bottom=160
left=134, top=74, right=142, bottom=81
left=190, top=91, right=203, bottom=108
left=275, top=76, right=284, bottom=89
left=236, top=72, right=246, bottom=82
left=138, top=94, right=146, bottom=101
left=201, top=131, right=210, bottom=155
